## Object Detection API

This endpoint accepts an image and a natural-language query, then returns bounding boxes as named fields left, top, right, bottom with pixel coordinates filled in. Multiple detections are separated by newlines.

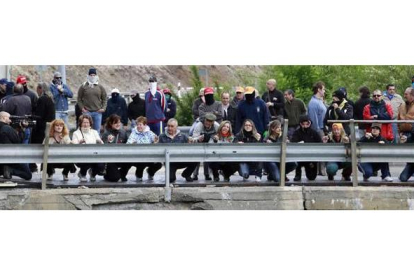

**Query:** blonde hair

left=49, top=119, right=69, bottom=137
left=217, top=120, right=233, bottom=139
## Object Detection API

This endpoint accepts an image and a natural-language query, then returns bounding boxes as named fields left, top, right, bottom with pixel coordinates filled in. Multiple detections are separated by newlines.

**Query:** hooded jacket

left=128, top=94, right=146, bottom=122
left=102, top=94, right=128, bottom=125
left=126, top=125, right=156, bottom=144
left=323, top=99, right=353, bottom=135
left=291, top=126, right=322, bottom=143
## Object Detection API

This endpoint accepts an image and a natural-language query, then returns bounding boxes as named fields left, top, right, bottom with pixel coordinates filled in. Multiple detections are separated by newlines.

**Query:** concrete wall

left=1, top=186, right=414, bottom=210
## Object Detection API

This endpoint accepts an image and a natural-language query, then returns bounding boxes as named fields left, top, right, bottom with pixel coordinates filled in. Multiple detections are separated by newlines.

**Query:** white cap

left=111, top=88, right=120, bottom=94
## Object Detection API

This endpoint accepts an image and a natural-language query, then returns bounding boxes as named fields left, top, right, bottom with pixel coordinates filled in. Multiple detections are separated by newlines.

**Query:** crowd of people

left=1, top=68, right=414, bottom=184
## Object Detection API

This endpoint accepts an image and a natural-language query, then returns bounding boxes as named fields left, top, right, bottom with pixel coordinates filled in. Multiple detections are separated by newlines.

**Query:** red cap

left=16, top=75, right=27, bottom=84
left=204, top=87, right=214, bottom=95
left=163, top=88, right=171, bottom=94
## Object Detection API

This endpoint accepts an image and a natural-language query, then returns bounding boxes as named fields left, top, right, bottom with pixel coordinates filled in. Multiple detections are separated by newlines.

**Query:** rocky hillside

left=9, top=65, right=264, bottom=94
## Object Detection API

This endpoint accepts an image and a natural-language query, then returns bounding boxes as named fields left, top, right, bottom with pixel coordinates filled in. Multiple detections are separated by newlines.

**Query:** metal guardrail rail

left=1, top=119, right=414, bottom=199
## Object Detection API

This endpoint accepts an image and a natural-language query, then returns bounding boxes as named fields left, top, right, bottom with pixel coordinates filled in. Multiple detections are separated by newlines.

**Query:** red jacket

left=363, top=101, right=394, bottom=141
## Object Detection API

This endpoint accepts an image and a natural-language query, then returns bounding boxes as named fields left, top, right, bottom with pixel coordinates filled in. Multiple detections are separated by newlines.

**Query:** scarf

left=87, top=75, right=99, bottom=87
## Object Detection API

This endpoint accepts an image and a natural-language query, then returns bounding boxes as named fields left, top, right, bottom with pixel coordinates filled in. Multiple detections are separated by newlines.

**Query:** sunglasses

left=373, top=94, right=382, bottom=98
left=55, top=77, right=62, bottom=79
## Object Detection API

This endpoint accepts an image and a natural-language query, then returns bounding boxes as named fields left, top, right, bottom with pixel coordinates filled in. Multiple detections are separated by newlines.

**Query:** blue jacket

left=235, top=98, right=270, bottom=134
left=126, top=125, right=157, bottom=144
left=145, top=90, right=166, bottom=124
left=50, top=83, right=73, bottom=111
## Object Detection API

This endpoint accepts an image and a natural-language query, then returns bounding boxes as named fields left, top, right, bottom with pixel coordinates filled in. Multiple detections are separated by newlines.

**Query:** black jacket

left=323, top=100, right=354, bottom=135
left=0, top=93, right=32, bottom=116
left=359, top=134, right=386, bottom=143
left=222, top=104, right=237, bottom=131
left=165, top=99, right=177, bottom=122
left=262, top=89, right=285, bottom=118
left=32, top=95, right=56, bottom=144
left=101, top=129, right=128, bottom=144
left=0, top=121, right=21, bottom=144
left=354, top=96, right=371, bottom=130
left=291, top=127, right=322, bottom=143
left=103, top=96, right=128, bottom=125
left=127, top=95, right=146, bottom=123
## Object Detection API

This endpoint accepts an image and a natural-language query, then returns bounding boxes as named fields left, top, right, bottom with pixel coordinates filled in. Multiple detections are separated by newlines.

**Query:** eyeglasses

left=373, top=94, right=382, bottom=98
left=244, top=124, right=253, bottom=127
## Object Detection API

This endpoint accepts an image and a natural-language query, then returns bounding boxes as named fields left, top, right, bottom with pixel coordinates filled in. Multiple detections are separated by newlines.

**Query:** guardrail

left=1, top=119, right=414, bottom=200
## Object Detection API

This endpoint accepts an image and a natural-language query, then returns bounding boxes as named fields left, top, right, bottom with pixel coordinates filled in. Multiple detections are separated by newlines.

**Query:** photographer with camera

left=0, top=111, right=32, bottom=180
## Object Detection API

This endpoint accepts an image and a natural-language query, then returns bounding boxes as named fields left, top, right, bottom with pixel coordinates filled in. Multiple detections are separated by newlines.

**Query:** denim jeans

left=399, top=163, right=414, bottom=182
left=55, top=111, right=69, bottom=126
left=264, top=162, right=297, bottom=182
left=84, top=111, right=102, bottom=132
left=391, top=123, right=398, bottom=144
left=358, top=163, right=391, bottom=179
left=239, top=162, right=262, bottom=178
left=23, top=127, right=31, bottom=144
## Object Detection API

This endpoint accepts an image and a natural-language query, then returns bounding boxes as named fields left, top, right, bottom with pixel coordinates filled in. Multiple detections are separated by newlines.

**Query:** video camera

left=10, top=115, right=37, bottom=129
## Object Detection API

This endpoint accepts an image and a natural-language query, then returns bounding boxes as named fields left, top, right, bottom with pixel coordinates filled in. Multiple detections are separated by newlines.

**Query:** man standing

left=231, top=86, right=245, bottom=107
left=383, top=84, right=404, bottom=143
left=158, top=118, right=197, bottom=183
left=283, top=89, right=307, bottom=139
left=198, top=87, right=223, bottom=123
left=235, top=86, right=270, bottom=135
left=16, top=75, right=38, bottom=113
left=127, top=90, right=145, bottom=129
left=324, top=89, right=354, bottom=135
left=262, top=79, right=285, bottom=120
left=0, top=78, right=7, bottom=102
left=192, top=88, right=205, bottom=122
left=144, top=75, right=166, bottom=135
left=363, top=89, right=394, bottom=142
left=398, top=87, right=414, bottom=137
left=308, top=81, right=327, bottom=176
left=163, top=88, right=177, bottom=124
left=354, top=86, right=371, bottom=139
left=50, top=72, right=73, bottom=125
left=102, top=88, right=128, bottom=128
left=221, top=91, right=237, bottom=130
left=308, top=81, right=327, bottom=134
left=77, top=67, right=107, bottom=132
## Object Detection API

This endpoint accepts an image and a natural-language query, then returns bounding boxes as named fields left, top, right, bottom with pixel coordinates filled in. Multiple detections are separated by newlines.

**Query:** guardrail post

left=280, top=119, right=289, bottom=187
left=349, top=119, right=358, bottom=187
left=41, top=123, right=51, bottom=190
left=164, top=149, right=171, bottom=202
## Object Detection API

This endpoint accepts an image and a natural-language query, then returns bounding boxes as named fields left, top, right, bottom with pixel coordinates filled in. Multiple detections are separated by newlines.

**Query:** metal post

left=349, top=119, right=358, bottom=187
left=41, top=123, right=52, bottom=190
left=280, top=119, right=289, bottom=187
left=58, top=65, right=67, bottom=84
left=164, top=149, right=171, bottom=202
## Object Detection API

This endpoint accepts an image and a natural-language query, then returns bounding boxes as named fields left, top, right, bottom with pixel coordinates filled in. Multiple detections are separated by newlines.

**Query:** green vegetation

left=172, top=65, right=414, bottom=126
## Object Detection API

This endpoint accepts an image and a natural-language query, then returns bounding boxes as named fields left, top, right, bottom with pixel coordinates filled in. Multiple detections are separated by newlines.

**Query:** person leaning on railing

left=262, top=119, right=297, bottom=183
left=101, top=114, right=130, bottom=182
left=357, top=123, right=393, bottom=182
left=235, top=119, right=263, bottom=182
left=158, top=118, right=197, bottom=183
left=209, top=120, right=239, bottom=182
left=190, top=113, right=219, bottom=181
left=43, top=119, right=76, bottom=181
left=126, top=116, right=162, bottom=182
left=72, top=114, right=105, bottom=182
left=322, top=123, right=352, bottom=181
